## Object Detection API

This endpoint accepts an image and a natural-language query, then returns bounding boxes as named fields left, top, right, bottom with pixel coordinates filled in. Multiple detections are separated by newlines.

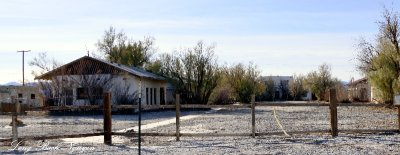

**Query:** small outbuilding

left=347, top=77, right=373, bottom=102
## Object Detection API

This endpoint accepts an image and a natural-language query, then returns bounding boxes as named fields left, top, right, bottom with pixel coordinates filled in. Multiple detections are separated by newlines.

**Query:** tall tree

left=29, top=52, right=62, bottom=76
left=97, top=26, right=155, bottom=67
left=356, top=8, right=400, bottom=104
left=159, top=41, right=220, bottom=104
left=289, top=74, right=307, bottom=100
left=29, top=52, right=63, bottom=106
left=304, top=63, right=334, bottom=101
left=225, top=63, right=265, bottom=103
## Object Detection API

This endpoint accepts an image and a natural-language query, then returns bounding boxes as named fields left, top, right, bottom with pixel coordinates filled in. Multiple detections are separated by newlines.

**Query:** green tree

left=97, top=26, right=155, bottom=67
left=209, top=71, right=235, bottom=104
left=304, top=63, right=334, bottom=101
left=258, top=76, right=275, bottom=101
left=356, top=8, right=400, bottom=104
left=159, top=41, right=220, bottom=104
left=225, top=63, right=265, bottom=103
left=289, top=74, right=307, bottom=100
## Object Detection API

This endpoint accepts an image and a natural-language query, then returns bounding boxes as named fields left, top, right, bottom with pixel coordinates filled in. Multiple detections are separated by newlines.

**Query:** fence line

left=13, top=102, right=388, bottom=113
left=2, top=89, right=400, bottom=146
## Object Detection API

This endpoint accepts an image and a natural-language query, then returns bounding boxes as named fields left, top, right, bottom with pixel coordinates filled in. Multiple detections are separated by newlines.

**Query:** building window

left=150, top=88, right=153, bottom=105
left=77, top=88, right=88, bottom=99
left=18, top=93, right=23, bottom=98
left=146, top=88, right=149, bottom=105
left=153, top=88, right=157, bottom=105
left=31, top=94, right=36, bottom=99
left=91, top=87, right=103, bottom=99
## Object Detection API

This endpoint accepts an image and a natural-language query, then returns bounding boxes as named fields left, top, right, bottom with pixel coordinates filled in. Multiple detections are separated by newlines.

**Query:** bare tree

left=30, top=53, right=115, bottom=106
left=29, top=52, right=62, bottom=76
left=30, top=52, right=64, bottom=106
left=112, top=81, right=139, bottom=105
left=159, top=41, right=220, bottom=104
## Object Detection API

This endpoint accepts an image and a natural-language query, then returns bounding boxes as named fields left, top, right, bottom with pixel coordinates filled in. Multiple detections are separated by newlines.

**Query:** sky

left=0, top=0, right=399, bottom=84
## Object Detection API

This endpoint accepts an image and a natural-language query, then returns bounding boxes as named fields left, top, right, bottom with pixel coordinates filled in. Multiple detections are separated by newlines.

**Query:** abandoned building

left=347, top=77, right=374, bottom=102
left=35, top=56, right=175, bottom=106
left=0, top=85, right=44, bottom=107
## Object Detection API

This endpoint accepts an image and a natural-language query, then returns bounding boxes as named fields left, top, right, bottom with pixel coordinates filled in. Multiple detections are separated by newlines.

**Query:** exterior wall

left=53, top=74, right=112, bottom=106
left=302, top=91, right=312, bottom=101
left=110, top=74, right=169, bottom=105
left=263, top=75, right=312, bottom=101
left=0, top=86, right=43, bottom=107
left=348, top=81, right=371, bottom=102
left=263, top=76, right=293, bottom=99
left=138, top=77, right=168, bottom=105
left=165, top=82, right=175, bottom=104
left=53, top=74, right=169, bottom=106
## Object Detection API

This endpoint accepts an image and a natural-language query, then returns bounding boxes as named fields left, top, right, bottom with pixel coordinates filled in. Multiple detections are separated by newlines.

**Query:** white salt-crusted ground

left=1, top=106, right=399, bottom=154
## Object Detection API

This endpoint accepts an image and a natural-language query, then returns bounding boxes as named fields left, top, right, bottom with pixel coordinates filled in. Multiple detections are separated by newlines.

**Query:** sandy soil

left=0, top=106, right=399, bottom=154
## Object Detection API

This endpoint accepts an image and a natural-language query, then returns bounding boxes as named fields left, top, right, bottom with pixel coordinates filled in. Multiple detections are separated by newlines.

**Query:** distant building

left=347, top=77, right=375, bottom=102
left=261, top=76, right=292, bottom=100
left=261, top=76, right=312, bottom=101
left=0, top=86, right=44, bottom=107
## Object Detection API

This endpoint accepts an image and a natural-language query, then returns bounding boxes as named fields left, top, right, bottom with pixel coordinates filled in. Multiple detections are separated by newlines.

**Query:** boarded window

left=18, top=94, right=23, bottom=98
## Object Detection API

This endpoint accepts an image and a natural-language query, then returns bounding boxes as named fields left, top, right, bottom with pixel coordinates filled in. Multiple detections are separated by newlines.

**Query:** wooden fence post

left=251, top=95, right=256, bottom=138
left=12, top=97, right=20, bottom=144
left=176, top=94, right=180, bottom=141
left=329, top=89, right=338, bottom=137
left=103, top=92, right=112, bottom=145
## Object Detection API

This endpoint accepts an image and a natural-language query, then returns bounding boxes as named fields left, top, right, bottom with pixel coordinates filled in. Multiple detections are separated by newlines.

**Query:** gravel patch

left=1, top=106, right=399, bottom=154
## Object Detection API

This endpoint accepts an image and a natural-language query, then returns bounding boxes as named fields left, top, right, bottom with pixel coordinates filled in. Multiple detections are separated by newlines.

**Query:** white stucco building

left=0, top=85, right=44, bottom=107
left=35, top=56, right=174, bottom=106
left=348, top=77, right=375, bottom=102
left=261, top=75, right=312, bottom=101
left=261, top=76, right=292, bottom=99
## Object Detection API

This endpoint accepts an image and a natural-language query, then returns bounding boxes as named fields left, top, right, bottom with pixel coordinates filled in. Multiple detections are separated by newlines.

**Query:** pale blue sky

left=0, top=0, right=398, bottom=84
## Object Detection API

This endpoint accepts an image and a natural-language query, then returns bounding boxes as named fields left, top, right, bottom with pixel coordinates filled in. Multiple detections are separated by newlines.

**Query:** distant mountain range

left=1, top=81, right=21, bottom=86
left=0, top=82, right=38, bottom=86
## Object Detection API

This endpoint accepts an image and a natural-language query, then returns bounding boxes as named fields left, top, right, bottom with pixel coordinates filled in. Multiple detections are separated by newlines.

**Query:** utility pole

left=17, top=50, right=30, bottom=86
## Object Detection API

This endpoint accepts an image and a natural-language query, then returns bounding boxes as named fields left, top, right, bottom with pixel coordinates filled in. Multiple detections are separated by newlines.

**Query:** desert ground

left=0, top=105, right=399, bottom=154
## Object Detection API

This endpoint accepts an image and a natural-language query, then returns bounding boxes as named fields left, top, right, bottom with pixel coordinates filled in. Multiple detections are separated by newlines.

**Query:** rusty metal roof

left=35, top=56, right=166, bottom=81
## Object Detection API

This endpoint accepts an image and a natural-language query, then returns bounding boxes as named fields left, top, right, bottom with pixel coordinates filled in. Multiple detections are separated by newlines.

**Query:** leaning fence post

left=103, top=92, right=112, bottom=145
left=329, top=89, right=338, bottom=137
left=12, top=96, right=19, bottom=144
left=176, top=94, right=180, bottom=141
left=251, top=95, right=256, bottom=138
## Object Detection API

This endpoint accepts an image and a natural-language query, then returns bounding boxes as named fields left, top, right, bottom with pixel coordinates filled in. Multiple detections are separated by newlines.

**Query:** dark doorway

left=146, top=88, right=149, bottom=105
left=360, top=88, right=367, bottom=101
left=153, top=88, right=157, bottom=105
left=274, top=91, right=280, bottom=100
left=65, top=89, right=73, bottom=105
left=160, top=87, right=165, bottom=105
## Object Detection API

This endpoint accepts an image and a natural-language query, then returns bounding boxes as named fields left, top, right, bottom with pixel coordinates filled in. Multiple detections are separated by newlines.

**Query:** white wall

left=55, top=74, right=168, bottom=106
